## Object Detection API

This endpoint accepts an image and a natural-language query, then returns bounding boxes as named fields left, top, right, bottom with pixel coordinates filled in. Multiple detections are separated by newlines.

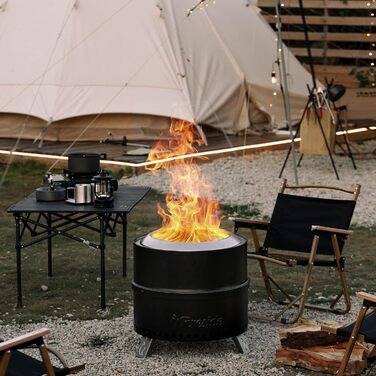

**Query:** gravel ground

left=0, top=301, right=365, bottom=376
left=2, top=145, right=375, bottom=375
left=125, top=143, right=376, bottom=226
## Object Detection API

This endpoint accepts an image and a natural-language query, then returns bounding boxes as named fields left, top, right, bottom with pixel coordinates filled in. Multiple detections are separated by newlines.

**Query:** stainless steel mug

left=66, top=184, right=93, bottom=204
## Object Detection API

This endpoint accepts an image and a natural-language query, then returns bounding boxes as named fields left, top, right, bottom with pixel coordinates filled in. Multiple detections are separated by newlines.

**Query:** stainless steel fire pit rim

left=138, top=232, right=246, bottom=251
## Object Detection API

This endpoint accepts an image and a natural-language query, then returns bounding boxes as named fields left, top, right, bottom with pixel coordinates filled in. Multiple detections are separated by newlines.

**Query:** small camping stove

left=132, top=233, right=249, bottom=358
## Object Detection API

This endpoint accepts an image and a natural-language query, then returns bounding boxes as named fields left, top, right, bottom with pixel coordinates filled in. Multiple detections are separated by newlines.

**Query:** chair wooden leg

left=267, top=274, right=295, bottom=303
left=330, top=291, right=343, bottom=309
left=284, top=235, right=320, bottom=324
left=332, top=235, right=351, bottom=314
left=250, top=228, right=280, bottom=303
left=45, top=346, right=68, bottom=368
left=252, top=236, right=320, bottom=324
left=39, top=344, right=56, bottom=376
left=0, top=350, right=11, bottom=376
left=299, top=235, right=351, bottom=315
left=257, top=260, right=282, bottom=303
left=273, top=294, right=303, bottom=323
left=249, top=233, right=351, bottom=323
left=248, top=228, right=291, bottom=321
left=251, top=228, right=276, bottom=302
left=337, top=305, right=369, bottom=376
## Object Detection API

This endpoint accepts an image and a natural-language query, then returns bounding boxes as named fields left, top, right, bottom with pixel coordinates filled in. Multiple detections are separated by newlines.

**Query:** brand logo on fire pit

left=171, top=314, right=224, bottom=328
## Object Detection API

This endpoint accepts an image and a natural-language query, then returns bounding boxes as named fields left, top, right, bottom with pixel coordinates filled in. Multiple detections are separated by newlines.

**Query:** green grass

left=0, top=160, right=375, bottom=324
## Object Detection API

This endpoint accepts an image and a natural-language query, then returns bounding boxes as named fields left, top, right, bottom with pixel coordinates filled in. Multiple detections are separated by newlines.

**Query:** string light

left=366, top=0, right=376, bottom=87
left=0, top=128, right=374, bottom=169
left=271, top=60, right=279, bottom=84
left=187, top=0, right=216, bottom=17
left=271, top=70, right=277, bottom=84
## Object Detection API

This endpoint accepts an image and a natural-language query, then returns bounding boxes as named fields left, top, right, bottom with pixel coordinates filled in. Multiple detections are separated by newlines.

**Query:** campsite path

left=125, top=141, right=376, bottom=227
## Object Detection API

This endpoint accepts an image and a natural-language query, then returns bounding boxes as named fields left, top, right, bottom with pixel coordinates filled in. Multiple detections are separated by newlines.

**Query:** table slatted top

left=8, top=186, right=150, bottom=214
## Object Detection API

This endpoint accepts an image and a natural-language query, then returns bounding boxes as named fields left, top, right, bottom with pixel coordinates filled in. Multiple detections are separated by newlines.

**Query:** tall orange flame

left=146, top=119, right=229, bottom=243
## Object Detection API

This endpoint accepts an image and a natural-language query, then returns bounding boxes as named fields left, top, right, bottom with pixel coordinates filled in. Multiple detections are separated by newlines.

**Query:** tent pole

left=298, top=0, right=317, bottom=89
left=275, top=0, right=299, bottom=184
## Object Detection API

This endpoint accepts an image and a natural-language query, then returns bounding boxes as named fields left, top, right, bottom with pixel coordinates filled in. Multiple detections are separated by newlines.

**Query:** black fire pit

left=132, top=233, right=249, bottom=357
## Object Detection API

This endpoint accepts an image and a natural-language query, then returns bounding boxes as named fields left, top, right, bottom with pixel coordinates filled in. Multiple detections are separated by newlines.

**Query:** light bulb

left=271, top=71, right=277, bottom=84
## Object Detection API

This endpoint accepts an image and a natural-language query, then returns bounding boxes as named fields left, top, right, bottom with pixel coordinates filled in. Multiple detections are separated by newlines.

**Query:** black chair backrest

left=264, top=193, right=356, bottom=255
left=337, top=311, right=376, bottom=344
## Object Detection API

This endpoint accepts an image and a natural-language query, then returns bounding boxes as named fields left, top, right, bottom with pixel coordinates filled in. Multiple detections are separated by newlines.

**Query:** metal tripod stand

left=279, top=86, right=341, bottom=180
left=332, top=105, right=357, bottom=170
left=278, top=0, right=357, bottom=180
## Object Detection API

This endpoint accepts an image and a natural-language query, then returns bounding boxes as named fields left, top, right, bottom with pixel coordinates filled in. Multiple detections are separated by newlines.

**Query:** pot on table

left=67, top=152, right=106, bottom=175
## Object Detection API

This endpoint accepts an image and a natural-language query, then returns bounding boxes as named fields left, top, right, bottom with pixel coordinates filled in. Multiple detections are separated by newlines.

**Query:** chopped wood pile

left=275, top=319, right=376, bottom=375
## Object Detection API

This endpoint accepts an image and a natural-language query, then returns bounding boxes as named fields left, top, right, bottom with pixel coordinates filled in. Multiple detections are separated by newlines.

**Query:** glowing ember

left=146, top=119, right=229, bottom=243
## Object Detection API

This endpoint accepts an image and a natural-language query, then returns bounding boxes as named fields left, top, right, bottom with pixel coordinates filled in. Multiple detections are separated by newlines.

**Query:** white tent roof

left=0, top=0, right=313, bottom=139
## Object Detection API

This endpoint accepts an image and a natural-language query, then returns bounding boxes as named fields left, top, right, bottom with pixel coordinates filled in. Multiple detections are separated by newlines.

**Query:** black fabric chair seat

left=337, top=311, right=376, bottom=344
left=1, top=350, right=70, bottom=376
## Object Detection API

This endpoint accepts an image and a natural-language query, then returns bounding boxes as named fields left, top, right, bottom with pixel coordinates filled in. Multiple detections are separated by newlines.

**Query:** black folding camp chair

left=230, top=179, right=361, bottom=324
left=0, top=328, right=84, bottom=376
left=337, top=292, right=376, bottom=376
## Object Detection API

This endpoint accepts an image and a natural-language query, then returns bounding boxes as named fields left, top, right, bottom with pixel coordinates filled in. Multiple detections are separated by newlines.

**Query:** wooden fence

left=257, top=0, right=376, bottom=88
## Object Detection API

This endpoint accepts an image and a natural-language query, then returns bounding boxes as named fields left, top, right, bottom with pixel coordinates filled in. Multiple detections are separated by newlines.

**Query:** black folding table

left=8, top=185, right=150, bottom=309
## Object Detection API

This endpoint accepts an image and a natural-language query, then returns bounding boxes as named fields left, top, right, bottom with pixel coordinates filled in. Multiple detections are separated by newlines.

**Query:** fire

left=146, top=119, right=229, bottom=243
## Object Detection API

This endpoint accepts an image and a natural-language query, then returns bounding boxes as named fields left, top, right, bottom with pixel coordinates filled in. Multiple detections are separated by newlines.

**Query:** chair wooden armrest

left=311, top=225, right=353, bottom=236
left=229, top=217, right=270, bottom=230
left=356, top=292, right=376, bottom=304
left=0, top=328, right=49, bottom=352
left=247, top=252, right=294, bottom=266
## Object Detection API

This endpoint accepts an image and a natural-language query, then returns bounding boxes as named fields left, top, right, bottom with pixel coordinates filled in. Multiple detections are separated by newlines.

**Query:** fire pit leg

left=232, top=334, right=250, bottom=354
left=136, top=336, right=154, bottom=358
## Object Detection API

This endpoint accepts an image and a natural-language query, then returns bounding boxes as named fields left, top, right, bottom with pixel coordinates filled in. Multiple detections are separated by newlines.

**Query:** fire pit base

left=133, top=233, right=249, bottom=358
left=135, top=334, right=250, bottom=358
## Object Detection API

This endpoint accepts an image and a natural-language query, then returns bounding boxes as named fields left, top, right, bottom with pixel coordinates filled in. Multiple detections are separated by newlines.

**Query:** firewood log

left=276, top=319, right=375, bottom=375
left=279, top=319, right=346, bottom=348
left=276, top=345, right=366, bottom=375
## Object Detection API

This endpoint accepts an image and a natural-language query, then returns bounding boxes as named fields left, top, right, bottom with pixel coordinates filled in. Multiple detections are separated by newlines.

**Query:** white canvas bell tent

left=0, top=0, right=313, bottom=142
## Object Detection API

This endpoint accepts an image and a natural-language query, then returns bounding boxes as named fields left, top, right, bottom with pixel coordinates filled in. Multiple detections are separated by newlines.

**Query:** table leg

left=47, top=213, right=52, bottom=277
left=99, top=214, right=106, bottom=309
left=15, top=214, right=22, bottom=308
left=122, top=214, right=127, bottom=277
